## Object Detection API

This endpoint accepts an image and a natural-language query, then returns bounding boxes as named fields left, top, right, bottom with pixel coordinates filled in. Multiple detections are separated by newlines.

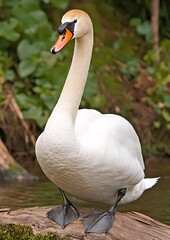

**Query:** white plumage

left=36, top=108, right=158, bottom=205
left=35, top=9, right=159, bottom=232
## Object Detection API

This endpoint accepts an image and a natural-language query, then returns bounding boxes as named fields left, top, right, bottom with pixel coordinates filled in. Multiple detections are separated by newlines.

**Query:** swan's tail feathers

left=144, top=177, right=160, bottom=190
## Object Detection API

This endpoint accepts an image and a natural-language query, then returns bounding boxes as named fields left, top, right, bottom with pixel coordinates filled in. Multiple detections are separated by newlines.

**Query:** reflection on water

left=0, top=158, right=170, bottom=225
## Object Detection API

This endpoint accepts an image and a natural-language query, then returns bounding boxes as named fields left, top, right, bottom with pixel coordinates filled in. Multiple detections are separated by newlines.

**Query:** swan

left=35, top=9, right=159, bottom=234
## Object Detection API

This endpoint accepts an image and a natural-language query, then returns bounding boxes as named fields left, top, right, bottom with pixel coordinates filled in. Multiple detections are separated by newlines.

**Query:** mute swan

left=36, top=9, right=159, bottom=234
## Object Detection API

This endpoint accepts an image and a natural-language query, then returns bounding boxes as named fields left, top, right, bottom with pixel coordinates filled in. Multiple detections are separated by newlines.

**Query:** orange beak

left=50, top=28, right=73, bottom=54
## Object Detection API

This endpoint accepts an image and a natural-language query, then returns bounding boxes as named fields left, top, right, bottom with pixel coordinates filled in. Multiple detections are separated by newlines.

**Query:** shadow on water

left=0, top=158, right=169, bottom=225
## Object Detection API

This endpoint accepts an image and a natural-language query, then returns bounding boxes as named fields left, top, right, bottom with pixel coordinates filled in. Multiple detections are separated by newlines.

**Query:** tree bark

left=151, top=0, right=160, bottom=60
left=0, top=206, right=170, bottom=239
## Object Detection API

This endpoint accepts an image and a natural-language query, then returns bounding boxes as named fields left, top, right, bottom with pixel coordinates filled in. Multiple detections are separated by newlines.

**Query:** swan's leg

left=47, top=188, right=79, bottom=228
left=83, top=188, right=126, bottom=234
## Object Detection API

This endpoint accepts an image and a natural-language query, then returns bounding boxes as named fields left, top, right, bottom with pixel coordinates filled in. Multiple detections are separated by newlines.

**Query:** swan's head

left=50, top=9, right=92, bottom=54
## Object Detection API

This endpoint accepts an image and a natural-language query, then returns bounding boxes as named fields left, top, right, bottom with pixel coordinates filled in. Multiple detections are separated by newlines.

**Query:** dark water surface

left=0, top=158, right=170, bottom=225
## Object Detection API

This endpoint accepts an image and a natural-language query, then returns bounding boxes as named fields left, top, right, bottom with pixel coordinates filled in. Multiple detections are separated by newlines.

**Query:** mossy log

left=0, top=139, right=33, bottom=180
left=0, top=206, right=170, bottom=240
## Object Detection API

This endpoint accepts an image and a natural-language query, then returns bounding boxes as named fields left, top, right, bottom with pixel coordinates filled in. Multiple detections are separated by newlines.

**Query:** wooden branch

left=0, top=206, right=170, bottom=239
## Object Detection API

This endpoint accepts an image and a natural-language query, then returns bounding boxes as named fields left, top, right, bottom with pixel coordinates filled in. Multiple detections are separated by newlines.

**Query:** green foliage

left=48, top=0, right=69, bottom=10
left=143, top=40, right=170, bottom=131
left=106, top=0, right=170, bottom=139
left=0, top=17, right=20, bottom=41
left=130, top=18, right=153, bottom=43
left=0, top=0, right=169, bottom=155
left=0, top=224, right=65, bottom=240
left=0, top=0, right=102, bottom=127
left=0, top=52, right=15, bottom=81
left=120, top=59, right=140, bottom=79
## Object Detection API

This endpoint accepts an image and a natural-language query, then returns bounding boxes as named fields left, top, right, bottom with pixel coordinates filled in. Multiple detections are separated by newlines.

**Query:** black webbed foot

left=47, top=188, right=79, bottom=228
left=83, top=188, right=126, bottom=234
left=83, top=209, right=115, bottom=233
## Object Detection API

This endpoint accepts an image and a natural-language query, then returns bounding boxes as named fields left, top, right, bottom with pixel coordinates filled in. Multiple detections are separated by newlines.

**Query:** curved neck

left=52, top=30, right=93, bottom=123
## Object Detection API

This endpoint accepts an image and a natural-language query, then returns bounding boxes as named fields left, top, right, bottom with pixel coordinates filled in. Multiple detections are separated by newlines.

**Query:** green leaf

left=17, top=40, right=32, bottom=60
left=12, top=0, right=39, bottom=15
left=136, top=21, right=151, bottom=36
left=23, top=105, right=42, bottom=119
left=51, top=0, right=69, bottom=10
left=153, top=121, right=161, bottom=129
left=29, top=10, right=47, bottom=22
left=5, top=70, right=15, bottom=81
left=130, top=18, right=141, bottom=27
left=22, top=0, right=40, bottom=11
left=163, top=94, right=170, bottom=108
left=23, top=105, right=46, bottom=127
left=17, top=39, right=43, bottom=60
left=42, top=0, right=51, bottom=3
left=16, top=94, right=32, bottom=109
left=18, top=60, right=36, bottom=77
left=162, top=110, right=170, bottom=122
left=0, top=18, right=20, bottom=41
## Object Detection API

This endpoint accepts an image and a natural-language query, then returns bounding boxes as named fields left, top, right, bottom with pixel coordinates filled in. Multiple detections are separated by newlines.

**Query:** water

left=0, top=158, right=170, bottom=225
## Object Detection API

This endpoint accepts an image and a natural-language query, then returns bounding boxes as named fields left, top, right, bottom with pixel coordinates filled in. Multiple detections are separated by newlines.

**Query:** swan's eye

left=73, top=19, right=77, bottom=23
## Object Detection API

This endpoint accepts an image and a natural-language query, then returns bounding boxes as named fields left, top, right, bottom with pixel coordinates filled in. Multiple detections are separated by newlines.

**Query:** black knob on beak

left=51, top=47, right=56, bottom=54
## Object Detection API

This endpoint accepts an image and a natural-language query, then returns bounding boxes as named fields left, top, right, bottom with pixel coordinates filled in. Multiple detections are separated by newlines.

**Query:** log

left=0, top=139, right=33, bottom=180
left=0, top=206, right=170, bottom=239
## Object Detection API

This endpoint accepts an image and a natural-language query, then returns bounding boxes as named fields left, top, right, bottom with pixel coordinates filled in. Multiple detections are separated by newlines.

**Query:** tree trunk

left=151, top=0, right=160, bottom=60
left=0, top=206, right=170, bottom=239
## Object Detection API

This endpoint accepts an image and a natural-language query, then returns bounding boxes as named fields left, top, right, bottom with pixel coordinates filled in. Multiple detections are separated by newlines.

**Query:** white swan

left=36, top=9, right=159, bottom=233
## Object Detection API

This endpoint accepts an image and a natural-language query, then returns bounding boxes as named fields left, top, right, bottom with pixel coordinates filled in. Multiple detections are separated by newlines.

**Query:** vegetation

left=0, top=0, right=169, bottom=157
left=0, top=224, right=66, bottom=240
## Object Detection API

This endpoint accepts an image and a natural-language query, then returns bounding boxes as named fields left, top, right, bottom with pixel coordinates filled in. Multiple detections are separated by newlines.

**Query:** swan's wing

left=75, top=109, right=145, bottom=170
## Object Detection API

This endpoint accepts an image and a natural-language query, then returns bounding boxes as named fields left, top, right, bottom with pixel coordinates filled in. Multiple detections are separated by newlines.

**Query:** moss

left=0, top=224, right=70, bottom=240
left=0, top=157, right=38, bottom=181
left=9, top=162, right=26, bottom=174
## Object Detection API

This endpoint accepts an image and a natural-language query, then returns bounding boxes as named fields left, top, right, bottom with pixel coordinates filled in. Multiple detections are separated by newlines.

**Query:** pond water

left=0, top=158, right=170, bottom=225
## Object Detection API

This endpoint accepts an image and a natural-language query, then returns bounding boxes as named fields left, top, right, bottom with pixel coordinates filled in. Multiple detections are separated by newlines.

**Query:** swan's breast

left=35, top=109, right=144, bottom=204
